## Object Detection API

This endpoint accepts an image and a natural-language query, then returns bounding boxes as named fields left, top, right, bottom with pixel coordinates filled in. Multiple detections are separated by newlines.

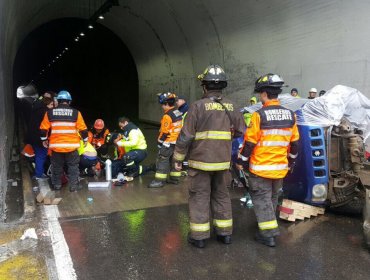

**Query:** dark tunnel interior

left=13, top=17, right=138, bottom=129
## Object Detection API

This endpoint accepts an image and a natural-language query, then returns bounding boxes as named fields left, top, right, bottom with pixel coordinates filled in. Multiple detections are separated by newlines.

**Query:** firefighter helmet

left=94, top=119, right=105, bottom=130
left=157, top=92, right=177, bottom=104
left=254, top=73, right=284, bottom=93
left=57, top=90, right=72, bottom=101
left=197, top=65, right=227, bottom=83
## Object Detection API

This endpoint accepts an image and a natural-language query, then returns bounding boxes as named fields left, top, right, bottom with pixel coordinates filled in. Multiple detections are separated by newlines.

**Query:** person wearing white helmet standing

left=308, top=88, right=317, bottom=99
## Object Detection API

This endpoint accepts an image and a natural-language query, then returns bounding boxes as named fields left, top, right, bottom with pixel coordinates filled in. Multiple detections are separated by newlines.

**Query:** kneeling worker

left=112, top=116, right=148, bottom=178
left=88, top=119, right=110, bottom=157
left=78, top=140, right=98, bottom=176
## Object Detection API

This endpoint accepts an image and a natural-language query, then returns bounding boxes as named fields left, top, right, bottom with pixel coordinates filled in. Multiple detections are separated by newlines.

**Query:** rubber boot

left=167, top=177, right=179, bottom=185
left=148, top=180, right=165, bottom=188
left=255, top=232, right=276, bottom=247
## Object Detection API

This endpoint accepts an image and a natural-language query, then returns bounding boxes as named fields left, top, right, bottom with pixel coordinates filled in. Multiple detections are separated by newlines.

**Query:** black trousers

left=154, top=145, right=181, bottom=181
left=50, top=150, right=80, bottom=187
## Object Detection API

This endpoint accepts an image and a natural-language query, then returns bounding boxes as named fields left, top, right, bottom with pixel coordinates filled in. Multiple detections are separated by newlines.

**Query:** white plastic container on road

left=88, top=181, right=110, bottom=188
left=105, top=159, right=112, bottom=181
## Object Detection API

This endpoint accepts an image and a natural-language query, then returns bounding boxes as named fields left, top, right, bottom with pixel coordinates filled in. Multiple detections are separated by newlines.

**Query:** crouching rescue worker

left=88, top=119, right=110, bottom=157
left=148, top=92, right=183, bottom=188
left=78, top=140, right=98, bottom=176
left=236, top=73, right=300, bottom=247
left=112, top=116, right=148, bottom=178
left=173, top=65, right=245, bottom=248
left=40, top=90, right=88, bottom=192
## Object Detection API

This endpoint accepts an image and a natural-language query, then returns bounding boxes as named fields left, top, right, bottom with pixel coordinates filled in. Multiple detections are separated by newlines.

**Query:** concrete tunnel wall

left=2, top=0, right=370, bottom=219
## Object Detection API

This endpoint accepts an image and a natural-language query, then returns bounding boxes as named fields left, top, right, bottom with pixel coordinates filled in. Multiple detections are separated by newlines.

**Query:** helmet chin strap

left=202, top=84, right=207, bottom=95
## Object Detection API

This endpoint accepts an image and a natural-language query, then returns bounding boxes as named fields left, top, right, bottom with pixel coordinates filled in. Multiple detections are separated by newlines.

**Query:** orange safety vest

left=243, top=99, right=300, bottom=179
left=88, top=128, right=110, bottom=148
left=158, top=107, right=183, bottom=145
left=40, top=104, right=88, bottom=153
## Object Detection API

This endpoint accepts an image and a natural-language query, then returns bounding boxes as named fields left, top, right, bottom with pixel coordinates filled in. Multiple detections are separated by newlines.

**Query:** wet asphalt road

left=60, top=200, right=370, bottom=280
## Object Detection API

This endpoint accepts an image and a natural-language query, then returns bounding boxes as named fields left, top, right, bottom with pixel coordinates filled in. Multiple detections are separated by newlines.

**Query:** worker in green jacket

left=112, top=116, right=148, bottom=178
left=243, top=96, right=257, bottom=126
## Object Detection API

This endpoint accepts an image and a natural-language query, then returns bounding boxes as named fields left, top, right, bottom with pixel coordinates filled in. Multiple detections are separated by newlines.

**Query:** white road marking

left=43, top=205, right=77, bottom=280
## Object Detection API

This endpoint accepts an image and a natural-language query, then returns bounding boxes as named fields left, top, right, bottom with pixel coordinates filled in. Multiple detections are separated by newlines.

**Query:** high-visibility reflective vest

left=116, top=122, right=147, bottom=152
left=244, top=100, right=299, bottom=179
left=88, top=128, right=110, bottom=149
left=158, top=107, right=183, bottom=145
left=40, top=104, right=88, bottom=153
left=77, top=141, right=97, bottom=158
left=243, top=112, right=252, bottom=126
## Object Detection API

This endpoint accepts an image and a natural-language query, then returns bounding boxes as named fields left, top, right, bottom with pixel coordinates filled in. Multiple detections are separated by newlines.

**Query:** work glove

left=173, top=161, right=182, bottom=171
left=235, top=157, right=249, bottom=170
left=288, top=158, right=296, bottom=173
left=42, top=140, right=49, bottom=148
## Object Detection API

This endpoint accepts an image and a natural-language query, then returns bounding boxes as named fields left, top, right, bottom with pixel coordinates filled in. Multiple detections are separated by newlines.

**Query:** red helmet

left=94, top=119, right=105, bottom=130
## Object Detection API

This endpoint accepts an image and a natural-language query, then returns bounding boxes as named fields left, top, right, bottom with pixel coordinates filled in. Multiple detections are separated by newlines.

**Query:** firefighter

left=40, top=90, right=88, bottom=192
left=236, top=73, right=300, bottom=247
left=88, top=119, right=110, bottom=157
left=112, top=116, right=148, bottom=178
left=173, top=65, right=245, bottom=248
left=148, top=92, right=183, bottom=188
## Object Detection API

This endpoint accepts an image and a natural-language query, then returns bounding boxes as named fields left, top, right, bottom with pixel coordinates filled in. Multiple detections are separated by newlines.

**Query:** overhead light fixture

left=80, top=32, right=85, bottom=36
left=99, top=15, right=104, bottom=19
left=75, top=37, right=79, bottom=42
left=65, top=47, right=69, bottom=50
left=88, top=24, right=94, bottom=29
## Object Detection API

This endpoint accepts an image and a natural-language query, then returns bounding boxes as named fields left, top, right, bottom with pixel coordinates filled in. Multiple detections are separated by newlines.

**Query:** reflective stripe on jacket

left=21, top=144, right=35, bottom=158
left=116, top=122, right=147, bottom=152
left=173, top=90, right=246, bottom=171
left=40, top=104, right=88, bottom=153
left=158, top=107, right=183, bottom=145
left=242, top=99, right=299, bottom=179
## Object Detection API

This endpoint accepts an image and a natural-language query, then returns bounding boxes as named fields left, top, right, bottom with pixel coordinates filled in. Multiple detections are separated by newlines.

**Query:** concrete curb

left=20, top=158, right=36, bottom=221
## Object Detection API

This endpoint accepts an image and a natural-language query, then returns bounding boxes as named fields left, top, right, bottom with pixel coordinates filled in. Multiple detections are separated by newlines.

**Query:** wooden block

left=36, top=193, right=44, bottom=203
left=279, top=199, right=325, bottom=222
left=51, top=198, right=62, bottom=205
left=43, top=197, right=52, bottom=205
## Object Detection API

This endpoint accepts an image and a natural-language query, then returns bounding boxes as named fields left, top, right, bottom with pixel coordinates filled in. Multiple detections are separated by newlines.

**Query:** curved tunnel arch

left=13, top=17, right=139, bottom=127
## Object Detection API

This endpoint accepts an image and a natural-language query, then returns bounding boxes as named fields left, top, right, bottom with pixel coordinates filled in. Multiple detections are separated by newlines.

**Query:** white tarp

left=241, top=85, right=370, bottom=141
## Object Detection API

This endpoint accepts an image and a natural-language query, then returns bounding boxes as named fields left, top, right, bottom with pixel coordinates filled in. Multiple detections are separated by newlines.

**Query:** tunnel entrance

left=13, top=17, right=138, bottom=129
